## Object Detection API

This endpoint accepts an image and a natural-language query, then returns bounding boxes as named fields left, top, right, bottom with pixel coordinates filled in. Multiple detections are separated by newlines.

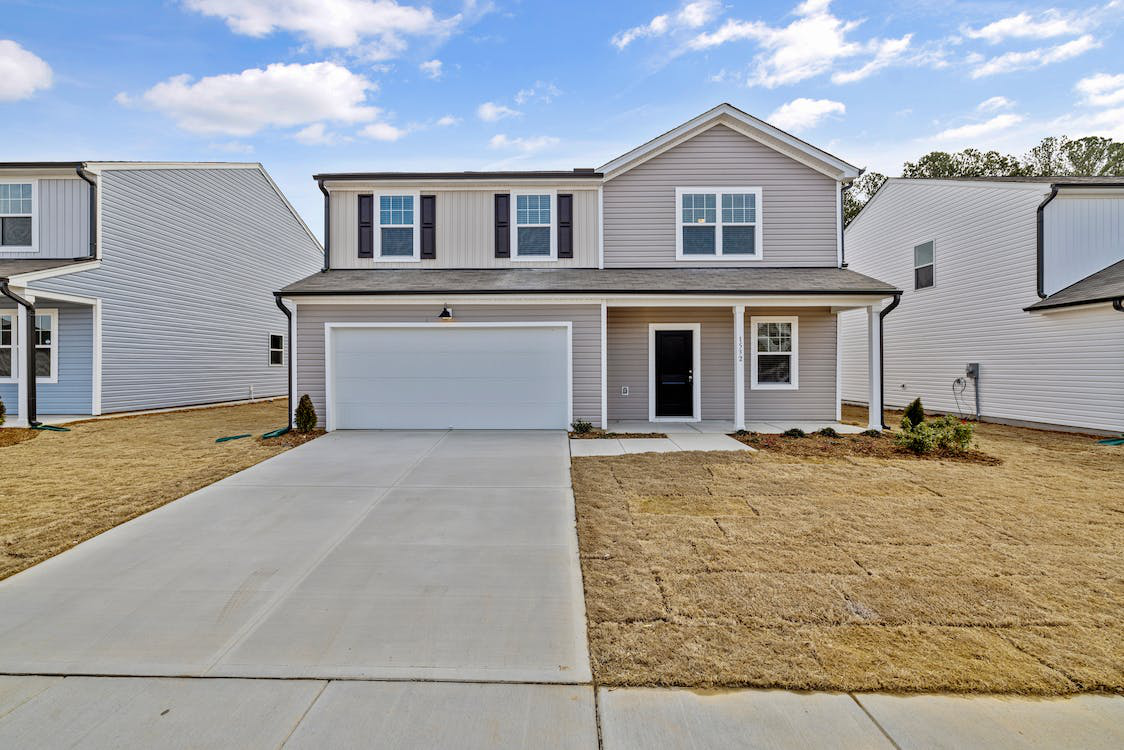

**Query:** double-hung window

left=0, top=313, right=13, bottom=380
left=268, top=334, right=284, bottom=366
left=676, top=187, right=762, bottom=259
left=750, top=316, right=797, bottom=390
left=512, top=192, right=555, bottom=259
left=0, top=182, right=34, bottom=250
left=914, top=241, right=934, bottom=289
left=379, top=194, right=417, bottom=259
left=0, top=310, right=56, bottom=382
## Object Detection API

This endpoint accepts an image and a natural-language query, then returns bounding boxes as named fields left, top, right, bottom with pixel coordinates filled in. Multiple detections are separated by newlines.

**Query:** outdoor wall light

left=438, top=305, right=454, bottom=322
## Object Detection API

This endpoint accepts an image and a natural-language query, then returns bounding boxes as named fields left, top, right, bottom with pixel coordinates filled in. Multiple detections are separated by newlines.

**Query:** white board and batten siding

left=0, top=177, right=90, bottom=260
left=295, top=304, right=602, bottom=429
left=840, top=179, right=1124, bottom=433
left=329, top=188, right=599, bottom=269
left=34, top=167, right=323, bottom=413
left=602, top=124, right=839, bottom=268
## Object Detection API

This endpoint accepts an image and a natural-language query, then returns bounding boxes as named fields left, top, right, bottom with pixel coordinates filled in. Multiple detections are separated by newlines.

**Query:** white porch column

left=13, top=299, right=30, bottom=427
left=600, top=302, right=608, bottom=430
left=867, top=304, right=882, bottom=430
left=733, top=304, right=745, bottom=430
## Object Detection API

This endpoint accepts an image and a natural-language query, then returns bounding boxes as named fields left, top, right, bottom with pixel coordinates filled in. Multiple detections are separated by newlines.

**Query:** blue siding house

left=0, top=162, right=322, bottom=426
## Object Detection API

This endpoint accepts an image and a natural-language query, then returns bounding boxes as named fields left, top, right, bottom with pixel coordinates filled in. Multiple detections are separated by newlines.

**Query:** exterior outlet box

left=621, top=386, right=629, bottom=396
left=966, top=363, right=979, bottom=380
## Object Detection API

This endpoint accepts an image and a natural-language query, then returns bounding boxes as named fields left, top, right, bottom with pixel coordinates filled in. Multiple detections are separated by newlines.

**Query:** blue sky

left=3, top=0, right=1123, bottom=238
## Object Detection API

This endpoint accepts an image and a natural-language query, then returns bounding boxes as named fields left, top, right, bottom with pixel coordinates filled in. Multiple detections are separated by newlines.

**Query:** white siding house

left=840, top=177, right=1124, bottom=434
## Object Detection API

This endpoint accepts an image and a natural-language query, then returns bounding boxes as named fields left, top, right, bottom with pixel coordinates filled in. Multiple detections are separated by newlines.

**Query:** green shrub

left=294, top=394, right=317, bottom=433
left=896, top=414, right=973, bottom=454
left=783, top=428, right=807, bottom=438
left=571, top=419, right=593, bottom=434
left=0, top=396, right=5, bottom=427
left=815, top=427, right=840, bottom=438
left=903, top=397, right=925, bottom=426
left=860, top=428, right=883, bottom=438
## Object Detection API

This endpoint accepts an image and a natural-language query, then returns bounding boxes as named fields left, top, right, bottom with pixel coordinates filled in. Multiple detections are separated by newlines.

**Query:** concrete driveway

left=0, top=429, right=589, bottom=684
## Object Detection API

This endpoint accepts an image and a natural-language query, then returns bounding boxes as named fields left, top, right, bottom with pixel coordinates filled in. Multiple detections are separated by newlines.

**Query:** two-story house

left=276, top=104, right=899, bottom=431
left=840, top=176, right=1124, bottom=434
left=0, top=162, right=322, bottom=427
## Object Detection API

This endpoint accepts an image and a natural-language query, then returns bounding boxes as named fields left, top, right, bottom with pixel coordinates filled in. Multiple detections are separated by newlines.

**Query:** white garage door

left=329, top=324, right=571, bottom=429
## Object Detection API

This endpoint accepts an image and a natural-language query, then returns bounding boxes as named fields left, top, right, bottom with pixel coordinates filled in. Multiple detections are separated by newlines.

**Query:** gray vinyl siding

left=840, top=179, right=1124, bottom=433
left=745, top=307, right=837, bottom=421
left=0, top=178, right=90, bottom=259
left=607, top=307, right=734, bottom=420
left=294, top=303, right=602, bottom=428
left=603, top=124, right=839, bottom=268
left=329, top=188, right=599, bottom=269
left=32, top=167, right=322, bottom=414
left=0, top=302, right=92, bottom=414
left=1042, top=193, right=1124, bottom=295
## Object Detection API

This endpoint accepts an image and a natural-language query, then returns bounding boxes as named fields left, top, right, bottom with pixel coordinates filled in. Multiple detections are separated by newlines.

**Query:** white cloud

left=0, top=40, right=52, bottom=101
left=435, top=114, right=460, bottom=126
left=359, top=121, right=407, bottom=141
left=970, top=34, right=1099, bottom=78
left=419, top=58, right=443, bottom=79
left=514, top=81, right=561, bottom=105
left=293, top=122, right=343, bottom=144
left=476, top=101, right=520, bottom=121
left=612, top=0, right=720, bottom=49
left=933, top=113, right=1024, bottom=141
left=184, top=0, right=458, bottom=60
left=1051, top=106, right=1124, bottom=139
left=688, top=0, right=914, bottom=88
left=977, top=95, right=1015, bottom=112
left=125, top=61, right=380, bottom=136
left=207, top=140, right=254, bottom=153
left=963, top=10, right=1087, bottom=43
left=488, top=134, right=560, bottom=153
left=767, top=97, right=845, bottom=132
left=1076, top=72, right=1124, bottom=107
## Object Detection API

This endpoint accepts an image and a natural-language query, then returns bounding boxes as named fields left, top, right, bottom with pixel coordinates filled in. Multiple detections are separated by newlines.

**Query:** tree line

left=843, top=135, right=1124, bottom=225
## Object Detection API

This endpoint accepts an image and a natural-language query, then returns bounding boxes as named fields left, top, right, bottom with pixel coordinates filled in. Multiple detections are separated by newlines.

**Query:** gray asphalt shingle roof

left=278, top=267, right=899, bottom=296
left=1025, top=258, right=1124, bottom=311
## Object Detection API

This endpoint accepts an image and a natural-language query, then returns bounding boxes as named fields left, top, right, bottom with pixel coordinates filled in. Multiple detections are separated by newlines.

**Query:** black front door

left=654, top=330, right=694, bottom=418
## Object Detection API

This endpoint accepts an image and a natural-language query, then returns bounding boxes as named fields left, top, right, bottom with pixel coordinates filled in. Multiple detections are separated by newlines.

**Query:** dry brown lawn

left=0, top=400, right=320, bottom=581
left=572, top=406, right=1124, bottom=695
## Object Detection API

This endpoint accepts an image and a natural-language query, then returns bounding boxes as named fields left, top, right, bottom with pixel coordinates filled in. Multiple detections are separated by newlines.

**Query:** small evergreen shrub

left=571, top=419, right=593, bottom=434
left=294, top=394, right=317, bottom=433
left=860, top=428, right=883, bottom=438
left=815, top=427, right=840, bottom=438
left=782, top=428, right=807, bottom=438
left=903, top=397, right=925, bottom=426
left=896, top=414, right=973, bottom=454
left=0, top=396, right=5, bottom=427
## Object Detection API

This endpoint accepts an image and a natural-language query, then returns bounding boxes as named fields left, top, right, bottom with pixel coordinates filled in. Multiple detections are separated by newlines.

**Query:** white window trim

left=268, top=332, right=285, bottom=367
left=1, top=307, right=58, bottom=384
left=510, top=189, right=557, bottom=261
left=913, top=240, right=935, bottom=290
left=374, top=190, right=421, bottom=262
left=0, top=178, right=38, bottom=253
left=750, top=315, right=798, bottom=391
left=674, top=186, right=763, bottom=261
left=647, top=322, right=702, bottom=422
left=0, top=311, right=14, bottom=383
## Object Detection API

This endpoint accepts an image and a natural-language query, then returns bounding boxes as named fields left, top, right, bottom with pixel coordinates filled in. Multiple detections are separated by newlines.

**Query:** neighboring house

left=0, top=162, right=323, bottom=427
left=840, top=176, right=1124, bottom=434
left=275, top=104, right=899, bottom=431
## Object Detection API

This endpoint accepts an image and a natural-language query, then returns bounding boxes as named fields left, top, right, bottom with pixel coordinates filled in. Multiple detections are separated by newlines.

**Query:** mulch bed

left=255, top=429, right=325, bottom=448
left=0, top=428, right=40, bottom=449
left=730, top=431, right=1001, bottom=465
left=569, top=431, right=669, bottom=439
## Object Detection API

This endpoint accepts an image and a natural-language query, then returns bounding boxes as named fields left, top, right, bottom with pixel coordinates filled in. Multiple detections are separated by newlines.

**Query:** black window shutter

left=557, top=193, right=573, bottom=259
left=358, top=194, right=374, bottom=258
left=494, top=194, right=510, bottom=258
left=420, top=195, right=436, bottom=259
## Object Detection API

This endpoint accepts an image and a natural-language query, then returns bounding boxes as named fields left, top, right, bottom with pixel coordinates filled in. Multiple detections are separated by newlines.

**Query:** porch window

left=0, top=182, right=34, bottom=249
left=676, top=187, right=762, bottom=259
left=750, top=316, right=798, bottom=390
left=34, top=311, right=56, bottom=380
left=269, top=333, right=284, bottom=366
left=513, top=193, right=554, bottom=258
left=0, top=313, right=12, bottom=379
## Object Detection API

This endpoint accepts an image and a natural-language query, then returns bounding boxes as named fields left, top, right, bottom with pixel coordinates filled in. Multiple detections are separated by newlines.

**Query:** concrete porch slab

left=571, top=432, right=753, bottom=457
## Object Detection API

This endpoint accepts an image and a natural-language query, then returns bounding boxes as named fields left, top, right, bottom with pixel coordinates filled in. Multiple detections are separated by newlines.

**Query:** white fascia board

left=9, top=260, right=100, bottom=285
left=84, top=161, right=260, bottom=172
left=286, top=292, right=894, bottom=307
left=599, top=104, right=860, bottom=182
left=323, top=181, right=601, bottom=192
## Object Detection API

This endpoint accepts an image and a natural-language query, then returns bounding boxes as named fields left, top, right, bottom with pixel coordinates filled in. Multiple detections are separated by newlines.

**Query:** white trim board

left=287, top=294, right=894, bottom=308
left=648, top=322, right=702, bottom=422
left=322, top=321, right=574, bottom=432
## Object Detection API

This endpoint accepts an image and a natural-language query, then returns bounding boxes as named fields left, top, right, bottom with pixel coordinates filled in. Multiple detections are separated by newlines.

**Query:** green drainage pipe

left=32, top=424, right=70, bottom=432
left=1098, top=435, right=1124, bottom=446
left=261, top=426, right=291, bottom=439
left=215, top=433, right=252, bottom=443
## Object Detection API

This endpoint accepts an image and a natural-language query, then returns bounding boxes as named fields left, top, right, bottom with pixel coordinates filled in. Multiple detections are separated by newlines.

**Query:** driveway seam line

left=278, top=679, right=330, bottom=748
left=200, top=431, right=453, bottom=676
left=849, top=693, right=903, bottom=750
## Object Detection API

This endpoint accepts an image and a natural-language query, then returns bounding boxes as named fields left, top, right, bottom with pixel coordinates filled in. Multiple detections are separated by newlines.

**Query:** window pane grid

left=756, top=322, right=791, bottom=353
left=721, top=192, right=756, bottom=223
left=681, top=193, right=716, bottom=224
left=0, top=183, right=32, bottom=215
left=516, top=194, right=550, bottom=225
left=379, top=195, right=413, bottom=226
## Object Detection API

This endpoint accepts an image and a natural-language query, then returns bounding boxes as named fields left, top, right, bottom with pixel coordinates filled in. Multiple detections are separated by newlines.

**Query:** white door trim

left=323, top=321, right=573, bottom=432
left=648, top=322, right=702, bottom=422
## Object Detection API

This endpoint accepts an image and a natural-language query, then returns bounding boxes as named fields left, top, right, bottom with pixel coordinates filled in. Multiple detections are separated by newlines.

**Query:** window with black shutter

left=358, top=194, right=373, bottom=258
left=420, top=195, right=436, bottom=259
left=557, top=193, right=573, bottom=259
left=494, top=193, right=510, bottom=257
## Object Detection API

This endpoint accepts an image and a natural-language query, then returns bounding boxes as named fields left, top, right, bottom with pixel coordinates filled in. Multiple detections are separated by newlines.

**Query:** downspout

left=1035, top=185, right=1059, bottom=299
left=878, top=292, right=902, bottom=430
left=75, top=165, right=98, bottom=258
left=318, top=179, right=330, bottom=272
left=275, top=295, right=294, bottom=431
left=839, top=181, right=852, bottom=267
left=1114, top=298, right=1124, bottom=313
left=0, top=281, right=39, bottom=427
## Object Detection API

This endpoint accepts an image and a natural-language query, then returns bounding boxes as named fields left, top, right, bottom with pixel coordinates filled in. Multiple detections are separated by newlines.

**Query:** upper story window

left=914, top=241, right=934, bottom=289
left=675, top=187, right=762, bottom=260
left=513, top=192, right=554, bottom=259
left=0, top=182, right=34, bottom=250
left=379, top=194, right=415, bottom=258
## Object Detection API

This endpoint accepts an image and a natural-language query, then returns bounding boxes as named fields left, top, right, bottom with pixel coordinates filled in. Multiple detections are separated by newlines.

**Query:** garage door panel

left=330, top=326, right=570, bottom=430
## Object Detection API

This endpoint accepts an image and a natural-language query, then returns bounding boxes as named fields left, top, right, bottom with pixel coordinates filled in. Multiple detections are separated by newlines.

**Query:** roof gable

left=598, top=103, right=859, bottom=182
